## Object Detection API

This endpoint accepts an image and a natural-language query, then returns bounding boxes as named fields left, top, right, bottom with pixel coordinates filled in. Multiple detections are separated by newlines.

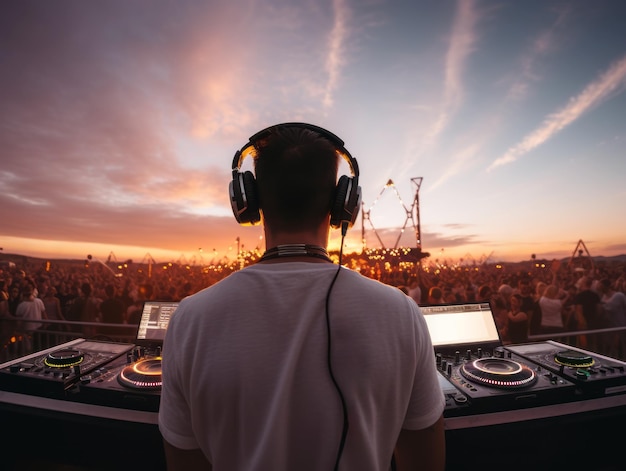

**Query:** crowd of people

left=1, top=254, right=626, bottom=359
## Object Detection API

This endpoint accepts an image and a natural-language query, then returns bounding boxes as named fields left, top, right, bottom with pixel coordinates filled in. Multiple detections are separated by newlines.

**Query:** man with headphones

left=158, top=123, right=446, bottom=470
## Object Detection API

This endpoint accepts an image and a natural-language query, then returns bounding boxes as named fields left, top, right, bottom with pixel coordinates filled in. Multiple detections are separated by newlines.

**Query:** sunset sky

left=2, top=0, right=626, bottom=265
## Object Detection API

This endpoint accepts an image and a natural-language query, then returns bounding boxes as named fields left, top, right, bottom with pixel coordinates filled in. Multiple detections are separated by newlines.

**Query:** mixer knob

left=465, top=350, right=471, bottom=360
left=477, top=348, right=482, bottom=358
left=441, top=360, right=447, bottom=372
left=453, top=394, right=467, bottom=404
left=436, top=353, right=442, bottom=366
left=576, top=370, right=590, bottom=381
left=494, top=347, right=504, bottom=358
left=447, top=364, right=452, bottom=376
left=455, top=351, right=460, bottom=364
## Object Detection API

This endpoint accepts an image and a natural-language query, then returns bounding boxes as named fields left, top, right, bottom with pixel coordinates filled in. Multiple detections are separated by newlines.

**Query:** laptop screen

left=135, top=301, right=179, bottom=346
left=419, top=302, right=501, bottom=349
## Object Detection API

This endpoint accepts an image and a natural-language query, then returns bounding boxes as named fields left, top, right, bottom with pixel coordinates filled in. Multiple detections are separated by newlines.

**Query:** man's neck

left=262, top=227, right=331, bottom=264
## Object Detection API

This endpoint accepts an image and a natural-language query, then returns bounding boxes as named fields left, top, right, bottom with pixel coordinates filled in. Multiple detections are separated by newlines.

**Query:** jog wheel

left=44, top=349, right=85, bottom=368
left=555, top=350, right=594, bottom=368
left=460, top=358, right=537, bottom=389
left=118, top=358, right=163, bottom=390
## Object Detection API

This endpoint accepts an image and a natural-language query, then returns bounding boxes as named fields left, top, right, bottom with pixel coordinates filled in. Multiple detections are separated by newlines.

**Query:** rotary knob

left=576, top=369, right=590, bottom=381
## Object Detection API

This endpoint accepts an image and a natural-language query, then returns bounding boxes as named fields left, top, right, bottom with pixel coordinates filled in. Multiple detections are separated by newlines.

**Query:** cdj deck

left=0, top=339, right=134, bottom=398
left=421, top=302, right=626, bottom=417
left=505, top=340, right=626, bottom=397
left=76, top=346, right=163, bottom=412
left=436, top=345, right=578, bottom=415
left=0, top=300, right=177, bottom=412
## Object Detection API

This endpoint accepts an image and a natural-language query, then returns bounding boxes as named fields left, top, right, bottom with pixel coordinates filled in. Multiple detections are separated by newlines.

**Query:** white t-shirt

left=159, top=262, right=444, bottom=470
left=539, top=296, right=564, bottom=328
left=15, top=296, right=45, bottom=331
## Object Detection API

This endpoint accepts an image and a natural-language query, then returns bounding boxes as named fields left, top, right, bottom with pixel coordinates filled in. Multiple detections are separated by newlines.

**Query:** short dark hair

left=254, top=126, right=339, bottom=232
left=80, top=282, right=92, bottom=296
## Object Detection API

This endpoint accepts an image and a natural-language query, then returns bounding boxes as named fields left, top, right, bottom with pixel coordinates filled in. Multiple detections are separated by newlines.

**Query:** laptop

left=419, top=301, right=502, bottom=354
left=135, top=300, right=179, bottom=350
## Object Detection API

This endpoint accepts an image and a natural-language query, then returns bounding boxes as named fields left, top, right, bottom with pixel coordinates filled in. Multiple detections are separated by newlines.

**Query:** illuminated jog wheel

left=554, top=350, right=594, bottom=368
left=118, top=358, right=162, bottom=390
left=44, top=349, right=85, bottom=368
left=460, top=358, right=537, bottom=389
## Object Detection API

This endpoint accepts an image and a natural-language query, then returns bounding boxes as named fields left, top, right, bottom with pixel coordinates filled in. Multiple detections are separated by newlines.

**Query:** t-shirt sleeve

left=158, top=309, right=201, bottom=450
left=401, top=302, right=446, bottom=430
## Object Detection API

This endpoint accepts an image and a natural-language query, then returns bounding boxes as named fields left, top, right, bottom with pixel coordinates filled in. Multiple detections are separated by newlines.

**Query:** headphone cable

left=326, top=222, right=350, bottom=471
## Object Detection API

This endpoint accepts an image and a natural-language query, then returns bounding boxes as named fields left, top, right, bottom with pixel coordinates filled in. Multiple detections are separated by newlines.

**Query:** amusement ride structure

left=360, top=177, right=430, bottom=263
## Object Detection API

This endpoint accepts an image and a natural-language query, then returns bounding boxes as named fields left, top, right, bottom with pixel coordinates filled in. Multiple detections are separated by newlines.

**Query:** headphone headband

left=229, top=122, right=362, bottom=228
left=231, top=122, right=360, bottom=180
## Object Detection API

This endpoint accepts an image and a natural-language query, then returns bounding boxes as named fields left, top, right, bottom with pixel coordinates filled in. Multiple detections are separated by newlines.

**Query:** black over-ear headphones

left=229, top=122, right=362, bottom=229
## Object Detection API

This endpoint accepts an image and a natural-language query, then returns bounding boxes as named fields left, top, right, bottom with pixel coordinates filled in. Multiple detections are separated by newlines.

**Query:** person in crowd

left=407, top=277, right=422, bottom=305
left=477, top=284, right=493, bottom=302
left=497, top=284, right=513, bottom=311
left=0, top=279, right=9, bottom=317
left=66, top=282, right=100, bottom=337
left=491, top=292, right=510, bottom=343
left=0, top=279, right=13, bottom=348
left=597, top=278, right=626, bottom=359
left=7, top=284, right=21, bottom=316
left=465, top=284, right=477, bottom=302
left=526, top=279, right=543, bottom=335
left=427, top=285, right=445, bottom=305
left=126, top=283, right=155, bottom=326
left=538, top=284, right=566, bottom=336
left=442, top=284, right=457, bottom=303
left=507, top=293, right=529, bottom=344
left=42, top=286, right=65, bottom=332
left=98, top=284, right=126, bottom=337
left=574, top=276, right=604, bottom=352
left=14, top=285, right=46, bottom=351
left=514, top=276, right=541, bottom=326
left=158, top=123, right=446, bottom=471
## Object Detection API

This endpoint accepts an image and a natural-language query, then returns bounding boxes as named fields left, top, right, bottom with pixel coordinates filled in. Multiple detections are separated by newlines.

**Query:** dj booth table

left=2, top=298, right=626, bottom=470
left=444, top=396, right=626, bottom=471
left=1, top=389, right=625, bottom=471
left=0, top=391, right=165, bottom=471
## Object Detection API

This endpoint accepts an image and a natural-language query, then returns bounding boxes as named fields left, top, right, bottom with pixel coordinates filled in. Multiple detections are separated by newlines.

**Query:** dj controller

left=438, top=342, right=626, bottom=416
left=76, top=345, right=164, bottom=412
left=2, top=338, right=626, bottom=418
left=505, top=340, right=626, bottom=397
left=0, top=339, right=165, bottom=412
left=0, top=339, right=134, bottom=398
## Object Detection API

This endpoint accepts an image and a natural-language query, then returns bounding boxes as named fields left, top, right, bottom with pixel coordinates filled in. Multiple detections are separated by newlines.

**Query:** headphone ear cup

left=330, top=175, right=351, bottom=229
left=242, top=171, right=260, bottom=224
left=230, top=170, right=261, bottom=225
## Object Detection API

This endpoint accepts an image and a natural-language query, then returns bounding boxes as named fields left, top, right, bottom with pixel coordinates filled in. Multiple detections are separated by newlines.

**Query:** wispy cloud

left=422, top=0, right=480, bottom=147
left=489, top=53, right=626, bottom=171
left=506, top=6, right=570, bottom=102
left=400, top=0, right=480, bottom=181
left=323, top=0, right=351, bottom=109
left=428, top=142, right=480, bottom=190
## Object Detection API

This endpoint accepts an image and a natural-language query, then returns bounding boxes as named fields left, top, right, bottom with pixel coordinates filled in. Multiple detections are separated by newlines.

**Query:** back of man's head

left=254, top=126, right=339, bottom=232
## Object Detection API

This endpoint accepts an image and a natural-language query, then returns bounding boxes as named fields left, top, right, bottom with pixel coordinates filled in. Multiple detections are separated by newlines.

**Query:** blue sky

left=1, top=0, right=626, bottom=264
